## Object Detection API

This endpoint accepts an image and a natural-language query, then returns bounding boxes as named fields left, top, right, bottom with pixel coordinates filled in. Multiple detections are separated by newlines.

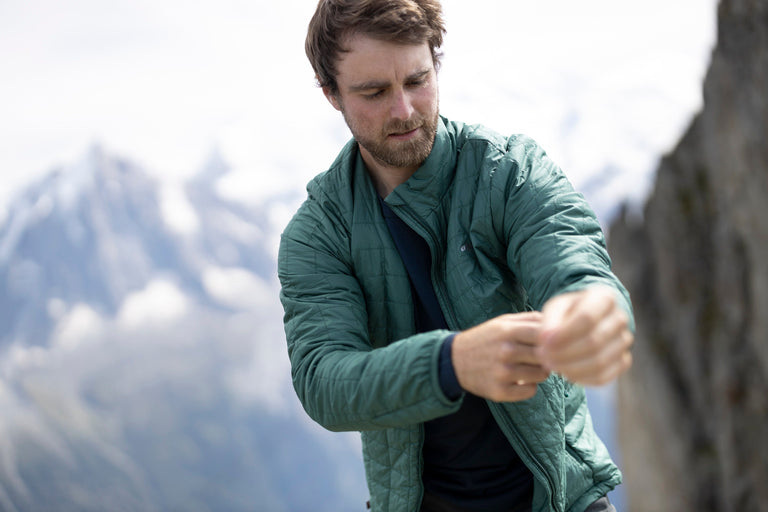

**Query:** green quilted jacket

left=278, top=116, right=632, bottom=511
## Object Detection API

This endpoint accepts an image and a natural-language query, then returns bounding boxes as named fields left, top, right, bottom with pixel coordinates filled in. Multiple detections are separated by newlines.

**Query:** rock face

left=608, top=1, right=768, bottom=511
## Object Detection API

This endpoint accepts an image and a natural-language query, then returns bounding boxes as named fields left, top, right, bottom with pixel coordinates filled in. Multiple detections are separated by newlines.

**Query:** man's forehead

left=336, top=34, right=434, bottom=85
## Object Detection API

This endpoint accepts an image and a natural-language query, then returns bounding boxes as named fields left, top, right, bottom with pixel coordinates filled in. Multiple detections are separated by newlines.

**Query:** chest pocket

left=443, top=232, right=529, bottom=329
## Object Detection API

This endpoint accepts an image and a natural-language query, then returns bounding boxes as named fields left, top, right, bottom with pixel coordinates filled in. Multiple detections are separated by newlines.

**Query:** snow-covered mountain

left=0, top=144, right=282, bottom=346
left=0, top=148, right=367, bottom=511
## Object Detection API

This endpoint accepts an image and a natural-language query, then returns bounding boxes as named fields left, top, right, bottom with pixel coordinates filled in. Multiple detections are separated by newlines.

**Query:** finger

left=542, top=288, right=616, bottom=348
left=493, top=361, right=549, bottom=384
left=574, top=349, right=632, bottom=386
left=540, top=293, right=576, bottom=339
left=623, top=328, right=635, bottom=351
left=498, top=317, right=544, bottom=346
left=539, top=309, right=629, bottom=365
left=558, top=359, right=616, bottom=386
left=503, top=363, right=550, bottom=385
left=499, top=340, right=543, bottom=365
left=490, top=382, right=540, bottom=403
left=500, top=311, right=543, bottom=322
left=551, top=330, right=633, bottom=385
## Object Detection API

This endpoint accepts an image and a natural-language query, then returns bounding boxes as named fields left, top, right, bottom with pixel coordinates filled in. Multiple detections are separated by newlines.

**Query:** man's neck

left=360, top=146, right=419, bottom=198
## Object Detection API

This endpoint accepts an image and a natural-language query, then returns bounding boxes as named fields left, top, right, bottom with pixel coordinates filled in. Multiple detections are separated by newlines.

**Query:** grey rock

left=608, top=0, right=768, bottom=510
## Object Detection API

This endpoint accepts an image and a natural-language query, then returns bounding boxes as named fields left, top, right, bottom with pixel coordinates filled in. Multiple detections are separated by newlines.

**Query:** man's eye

left=365, top=90, right=384, bottom=100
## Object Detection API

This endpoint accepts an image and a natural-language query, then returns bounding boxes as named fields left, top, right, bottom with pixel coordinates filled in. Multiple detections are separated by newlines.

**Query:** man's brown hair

left=306, top=0, right=446, bottom=94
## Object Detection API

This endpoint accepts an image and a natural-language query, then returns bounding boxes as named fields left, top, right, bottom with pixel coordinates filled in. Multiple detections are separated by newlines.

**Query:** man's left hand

left=536, top=287, right=634, bottom=386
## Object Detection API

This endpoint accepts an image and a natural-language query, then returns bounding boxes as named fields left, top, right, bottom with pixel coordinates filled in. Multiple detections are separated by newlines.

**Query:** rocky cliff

left=608, top=0, right=768, bottom=510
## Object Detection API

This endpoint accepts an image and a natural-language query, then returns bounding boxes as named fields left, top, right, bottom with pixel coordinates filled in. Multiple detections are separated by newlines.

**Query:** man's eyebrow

left=406, top=69, right=431, bottom=82
left=349, top=79, right=390, bottom=93
left=348, top=68, right=431, bottom=93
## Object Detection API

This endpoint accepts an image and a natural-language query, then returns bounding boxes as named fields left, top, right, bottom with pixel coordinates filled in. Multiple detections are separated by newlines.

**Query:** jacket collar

left=349, top=116, right=457, bottom=214
left=384, top=116, right=457, bottom=212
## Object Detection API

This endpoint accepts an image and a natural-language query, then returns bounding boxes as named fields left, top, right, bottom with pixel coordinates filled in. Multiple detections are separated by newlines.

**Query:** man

left=278, top=1, right=634, bottom=511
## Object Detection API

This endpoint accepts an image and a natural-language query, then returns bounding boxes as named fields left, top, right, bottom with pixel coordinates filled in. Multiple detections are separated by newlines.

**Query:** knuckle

left=585, top=333, right=603, bottom=351
left=609, top=312, right=629, bottom=337
left=492, top=366, right=514, bottom=386
left=498, top=314, right=518, bottom=326
left=503, top=343, right=533, bottom=365
left=530, top=366, right=550, bottom=382
left=598, top=288, right=618, bottom=307
left=575, top=308, right=598, bottom=327
left=527, top=311, right=543, bottom=321
left=499, top=341, right=517, bottom=359
left=595, top=350, right=613, bottom=370
left=500, top=322, right=518, bottom=340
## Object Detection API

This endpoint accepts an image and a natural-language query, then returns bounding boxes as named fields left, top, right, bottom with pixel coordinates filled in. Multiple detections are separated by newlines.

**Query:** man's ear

left=322, top=86, right=342, bottom=112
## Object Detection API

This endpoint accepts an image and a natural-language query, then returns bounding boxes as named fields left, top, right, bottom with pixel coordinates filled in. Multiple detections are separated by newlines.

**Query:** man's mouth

left=388, top=127, right=420, bottom=140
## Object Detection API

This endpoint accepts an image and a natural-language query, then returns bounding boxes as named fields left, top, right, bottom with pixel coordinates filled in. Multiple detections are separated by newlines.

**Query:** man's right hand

left=451, top=312, right=549, bottom=402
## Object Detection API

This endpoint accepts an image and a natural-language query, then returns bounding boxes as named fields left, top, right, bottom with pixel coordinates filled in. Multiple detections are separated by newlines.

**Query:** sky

left=0, top=0, right=718, bottom=224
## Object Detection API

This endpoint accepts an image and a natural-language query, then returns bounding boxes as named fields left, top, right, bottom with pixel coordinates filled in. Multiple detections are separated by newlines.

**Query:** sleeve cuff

left=438, top=334, right=463, bottom=401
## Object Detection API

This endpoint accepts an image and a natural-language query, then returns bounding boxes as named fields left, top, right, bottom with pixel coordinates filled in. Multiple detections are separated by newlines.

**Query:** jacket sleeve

left=278, top=197, right=461, bottom=432
left=498, top=136, right=634, bottom=328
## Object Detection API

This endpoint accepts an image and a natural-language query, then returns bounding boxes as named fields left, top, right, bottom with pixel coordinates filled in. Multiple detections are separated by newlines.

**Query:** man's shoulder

left=441, top=117, right=548, bottom=187
left=306, top=138, right=359, bottom=195
left=443, top=116, right=540, bottom=161
left=280, top=138, right=358, bottom=244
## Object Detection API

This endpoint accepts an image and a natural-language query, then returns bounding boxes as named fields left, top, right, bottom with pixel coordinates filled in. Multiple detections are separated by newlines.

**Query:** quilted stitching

left=279, top=117, right=628, bottom=511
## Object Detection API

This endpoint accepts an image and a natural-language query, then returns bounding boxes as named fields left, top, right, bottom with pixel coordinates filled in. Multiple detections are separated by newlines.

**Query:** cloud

left=0, top=296, right=365, bottom=511
left=116, top=278, right=190, bottom=328
left=159, top=183, right=200, bottom=235
left=52, top=303, right=104, bottom=351
left=202, top=266, right=272, bottom=310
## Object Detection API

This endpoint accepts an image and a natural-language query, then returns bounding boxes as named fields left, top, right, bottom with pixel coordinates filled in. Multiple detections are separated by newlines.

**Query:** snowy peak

left=44, top=144, right=154, bottom=213
left=0, top=145, right=282, bottom=347
left=190, top=146, right=232, bottom=186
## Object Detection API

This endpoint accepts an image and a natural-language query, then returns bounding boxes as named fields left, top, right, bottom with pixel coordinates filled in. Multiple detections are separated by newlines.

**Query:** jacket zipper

left=392, top=203, right=460, bottom=330
left=393, top=202, right=560, bottom=512
left=488, top=402, right=561, bottom=512
left=392, top=203, right=456, bottom=512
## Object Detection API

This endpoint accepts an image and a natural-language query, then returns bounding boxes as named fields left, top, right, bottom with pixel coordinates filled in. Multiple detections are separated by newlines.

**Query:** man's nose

left=390, top=89, right=415, bottom=121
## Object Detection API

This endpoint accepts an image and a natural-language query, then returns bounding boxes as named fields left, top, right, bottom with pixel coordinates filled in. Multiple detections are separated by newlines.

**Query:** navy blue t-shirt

left=379, top=199, right=533, bottom=512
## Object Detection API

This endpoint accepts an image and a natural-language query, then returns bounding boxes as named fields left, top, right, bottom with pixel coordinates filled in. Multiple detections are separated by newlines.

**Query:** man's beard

left=342, top=109, right=439, bottom=170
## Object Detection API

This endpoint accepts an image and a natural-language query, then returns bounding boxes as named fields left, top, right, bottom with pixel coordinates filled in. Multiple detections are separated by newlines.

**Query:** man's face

left=324, top=34, right=439, bottom=172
